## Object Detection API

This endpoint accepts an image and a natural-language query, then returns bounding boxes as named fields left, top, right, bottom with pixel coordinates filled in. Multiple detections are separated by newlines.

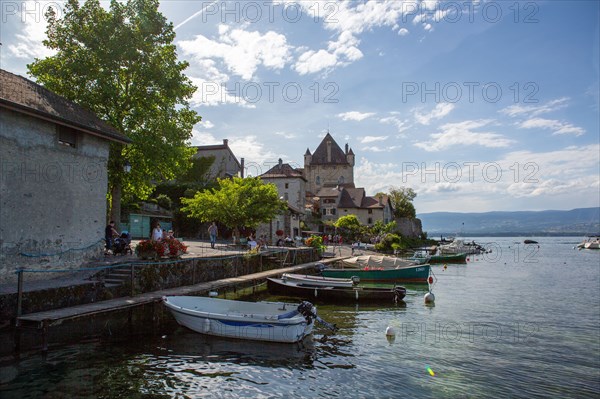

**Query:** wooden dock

left=15, top=259, right=339, bottom=348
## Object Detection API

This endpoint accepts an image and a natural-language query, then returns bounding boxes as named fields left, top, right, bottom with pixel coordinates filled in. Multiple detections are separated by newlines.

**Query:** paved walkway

left=0, top=239, right=366, bottom=295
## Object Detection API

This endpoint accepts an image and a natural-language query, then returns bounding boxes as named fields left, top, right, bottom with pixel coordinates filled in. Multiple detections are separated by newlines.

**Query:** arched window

left=338, top=176, right=345, bottom=184
left=316, top=176, right=321, bottom=185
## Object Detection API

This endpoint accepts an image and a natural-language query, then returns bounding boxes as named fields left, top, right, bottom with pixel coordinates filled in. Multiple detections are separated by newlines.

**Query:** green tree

left=181, top=177, right=287, bottom=241
left=387, top=187, right=417, bottom=219
left=28, top=0, right=200, bottom=226
left=334, top=214, right=361, bottom=240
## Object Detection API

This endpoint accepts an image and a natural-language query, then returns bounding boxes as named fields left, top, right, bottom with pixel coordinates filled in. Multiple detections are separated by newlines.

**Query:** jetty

left=12, top=257, right=340, bottom=352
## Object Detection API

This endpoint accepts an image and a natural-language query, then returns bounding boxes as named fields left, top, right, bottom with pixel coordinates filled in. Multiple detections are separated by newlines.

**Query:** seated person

left=247, top=235, right=258, bottom=250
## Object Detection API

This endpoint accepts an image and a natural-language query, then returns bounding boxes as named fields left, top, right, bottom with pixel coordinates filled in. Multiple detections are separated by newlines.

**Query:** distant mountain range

left=417, top=207, right=600, bottom=236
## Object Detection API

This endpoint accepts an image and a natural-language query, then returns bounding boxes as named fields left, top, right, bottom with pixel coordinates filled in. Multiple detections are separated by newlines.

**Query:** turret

left=304, top=148, right=312, bottom=166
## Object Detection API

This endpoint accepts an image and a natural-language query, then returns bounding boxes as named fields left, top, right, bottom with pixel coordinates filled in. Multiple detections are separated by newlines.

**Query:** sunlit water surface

left=1, top=237, right=599, bottom=398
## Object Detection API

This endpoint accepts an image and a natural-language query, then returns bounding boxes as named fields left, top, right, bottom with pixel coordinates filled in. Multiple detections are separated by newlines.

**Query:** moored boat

left=524, top=239, right=539, bottom=244
left=321, top=256, right=430, bottom=283
left=409, top=251, right=468, bottom=264
left=267, top=277, right=406, bottom=303
left=281, top=273, right=359, bottom=288
left=577, top=236, right=600, bottom=250
left=162, top=296, right=317, bottom=343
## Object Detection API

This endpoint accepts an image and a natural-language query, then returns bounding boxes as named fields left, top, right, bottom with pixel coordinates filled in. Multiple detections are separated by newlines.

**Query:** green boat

left=409, top=251, right=468, bottom=264
left=321, top=255, right=430, bottom=283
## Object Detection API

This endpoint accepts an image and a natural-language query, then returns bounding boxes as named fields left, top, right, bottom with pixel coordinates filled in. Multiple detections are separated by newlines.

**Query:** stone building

left=303, top=133, right=393, bottom=229
left=257, top=159, right=305, bottom=243
left=0, top=69, right=130, bottom=283
left=193, top=139, right=242, bottom=180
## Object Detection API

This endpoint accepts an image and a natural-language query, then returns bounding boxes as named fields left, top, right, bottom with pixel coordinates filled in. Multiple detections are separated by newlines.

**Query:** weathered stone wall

left=0, top=109, right=109, bottom=284
left=0, top=249, right=319, bottom=320
left=395, top=217, right=424, bottom=238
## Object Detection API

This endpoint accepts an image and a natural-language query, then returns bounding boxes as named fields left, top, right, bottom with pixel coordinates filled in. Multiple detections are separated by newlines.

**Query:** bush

left=305, top=235, right=325, bottom=254
left=156, top=194, right=172, bottom=210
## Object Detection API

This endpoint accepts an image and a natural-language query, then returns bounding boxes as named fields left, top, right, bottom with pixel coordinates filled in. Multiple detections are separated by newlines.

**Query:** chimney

left=345, top=143, right=348, bottom=154
left=278, top=158, right=283, bottom=169
left=327, top=140, right=332, bottom=162
left=240, top=157, right=244, bottom=178
left=223, top=139, right=228, bottom=146
left=378, top=195, right=383, bottom=205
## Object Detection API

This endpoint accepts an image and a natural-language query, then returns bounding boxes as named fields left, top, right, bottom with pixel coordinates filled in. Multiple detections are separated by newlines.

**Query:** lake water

left=1, top=237, right=599, bottom=398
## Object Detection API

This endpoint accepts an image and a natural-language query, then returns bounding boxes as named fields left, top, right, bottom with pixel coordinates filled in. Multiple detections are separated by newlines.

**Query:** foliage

left=334, top=214, right=361, bottom=241
left=134, top=238, right=187, bottom=258
left=156, top=194, right=172, bottom=210
left=28, top=0, right=200, bottom=204
left=387, top=186, right=417, bottom=219
left=182, top=156, right=216, bottom=182
left=371, top=220, right=397, bottom=236
left=162, top=238, right=188, bottom=257
left=181, top=177, right=287, bottom=231
left=135, top=240, right=165, bottom=258
left=305, top=235, right=325, bottom=254
left=374, top=234, right=402, bottom=252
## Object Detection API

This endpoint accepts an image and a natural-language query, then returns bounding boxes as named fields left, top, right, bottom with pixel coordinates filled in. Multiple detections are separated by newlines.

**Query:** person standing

left=152, top=222, right=163, bottom=242
left=208, top=222, right=218, bottom=249
left=105, top=221, right=119, bottom=254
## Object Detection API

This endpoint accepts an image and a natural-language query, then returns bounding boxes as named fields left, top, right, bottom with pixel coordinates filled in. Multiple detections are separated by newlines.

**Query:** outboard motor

left=314, top=263, right=327, bottom=273
left=297, top=301, right=337, bottom=332
left=351, top=276, right=361, bottom=286
left=393, top=286, right=407, bottom=303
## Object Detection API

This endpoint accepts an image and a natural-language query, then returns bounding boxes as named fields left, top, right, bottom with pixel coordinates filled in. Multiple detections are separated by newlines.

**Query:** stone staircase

left=103, top=265, right=132, bottom=288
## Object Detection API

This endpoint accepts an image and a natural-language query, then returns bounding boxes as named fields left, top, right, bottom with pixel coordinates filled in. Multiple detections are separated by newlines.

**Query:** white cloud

left=201, top=120, right=215, bottom=129
left=414, top=119, right=515, bottom=152
left=7, top=1, right=56, bottom=59
left=361, top=145, right=400, bottom=152
left=338, top=111, right=376, bottom=121
left=500, top=97, right=570, bottom=117
left=178, top=26, right=292, bottom=80
left=228, top=136, right=279, bottom=174
left=398, top=28, right=409, bottom=36
left=518, top=118, right=585, bottom=136
left=413, top=103, right=455, bottom=125
left=189, top=130, right=222, bottom=146
left=360, top=135, right=388, bottom=144
left=379, top=116, right=411, bottom=135
left=294, top=31, right=363, bottom=75
left=274, top=131, right=297, bottom=139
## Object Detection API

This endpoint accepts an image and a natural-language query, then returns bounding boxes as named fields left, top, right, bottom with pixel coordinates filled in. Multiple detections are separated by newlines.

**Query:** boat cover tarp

left=340, top=255, right=414, bottom=269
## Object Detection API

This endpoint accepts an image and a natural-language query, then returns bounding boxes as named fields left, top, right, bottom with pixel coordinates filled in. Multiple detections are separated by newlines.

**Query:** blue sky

left=2, top=0, right=599, bottom=213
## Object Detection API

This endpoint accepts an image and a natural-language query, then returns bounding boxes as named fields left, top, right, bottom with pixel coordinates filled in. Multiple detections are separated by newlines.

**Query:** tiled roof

left=310, top=133, right=350, bottom=165
left=261, top=162, right=305, bottom=180
left=338, top=188, right=365, bottom=208
left=0, top=69, right=130, bottom=144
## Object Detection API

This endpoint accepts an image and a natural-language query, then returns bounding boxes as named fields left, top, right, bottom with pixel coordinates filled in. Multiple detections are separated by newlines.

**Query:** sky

left=1, top=0, right=599, bottom=213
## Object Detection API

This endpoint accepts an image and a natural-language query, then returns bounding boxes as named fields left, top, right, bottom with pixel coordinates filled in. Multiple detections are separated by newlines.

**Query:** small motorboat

left=162, top=296, right=323, bottom=343
left=577, top=236, right=600, bottom=250
left=267, top=277, right=406, bottom=303
left=408, top=250, right=467, bottom=264
left=524, top=239, right=539, bottom=244
left=281, top=273, right=359, bottom=288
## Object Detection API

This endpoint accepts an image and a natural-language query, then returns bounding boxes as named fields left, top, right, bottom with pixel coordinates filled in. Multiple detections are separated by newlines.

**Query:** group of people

left=151, top=222, right=175, bottom=242
left=323, top=234, right=343, bottom=245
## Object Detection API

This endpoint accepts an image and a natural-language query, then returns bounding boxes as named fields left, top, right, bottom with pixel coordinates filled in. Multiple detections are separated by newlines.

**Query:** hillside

left=417, top=207, right=600, bottom=236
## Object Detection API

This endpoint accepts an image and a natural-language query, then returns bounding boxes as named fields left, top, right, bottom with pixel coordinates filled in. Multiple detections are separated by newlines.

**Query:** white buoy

left=424, top=291, right=435, bottom=304
left=385, top=326, right=396, bottom=337
left=208, top=291, right=218, bottom=297
left=385, top=326, right=396, bottom=344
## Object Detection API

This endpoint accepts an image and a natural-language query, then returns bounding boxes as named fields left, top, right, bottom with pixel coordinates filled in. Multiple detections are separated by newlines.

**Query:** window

left=284, top=192, right=289, bottom=201
left=57, top=125, right=78, bottom=148
left=316, top=176, right=321, bottom=185
left=368, top=218, right=373, bottom=224
left=285, top=183, right=289, bottom=189
left=338, top=176, right=345, bottom=184
left=322, top=209, right=327, bottom=215
left=331, top=208, right=336, bottom=215
left=368, top=209, right=373, bottom=214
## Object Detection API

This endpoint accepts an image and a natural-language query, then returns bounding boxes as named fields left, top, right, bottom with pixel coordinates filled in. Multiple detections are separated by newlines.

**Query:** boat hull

left=162, top=296, right=314, bottom=343
left=412, top=253, right=468, bottom=264
left=321, top=264, right=430, bottom=283
left=267, top=278, right=406, bottom=303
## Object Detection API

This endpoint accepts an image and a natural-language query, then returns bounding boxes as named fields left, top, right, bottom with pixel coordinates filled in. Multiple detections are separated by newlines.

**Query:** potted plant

left=163, top=238, right=188, bottom=258
left=135, top=240, right=164, bottom=260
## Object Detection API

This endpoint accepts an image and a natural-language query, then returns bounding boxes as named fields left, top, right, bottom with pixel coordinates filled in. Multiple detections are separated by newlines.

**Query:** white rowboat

left=281, top=273, right=358, bottom=288
left=162, top=296, right=316, bottom=343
